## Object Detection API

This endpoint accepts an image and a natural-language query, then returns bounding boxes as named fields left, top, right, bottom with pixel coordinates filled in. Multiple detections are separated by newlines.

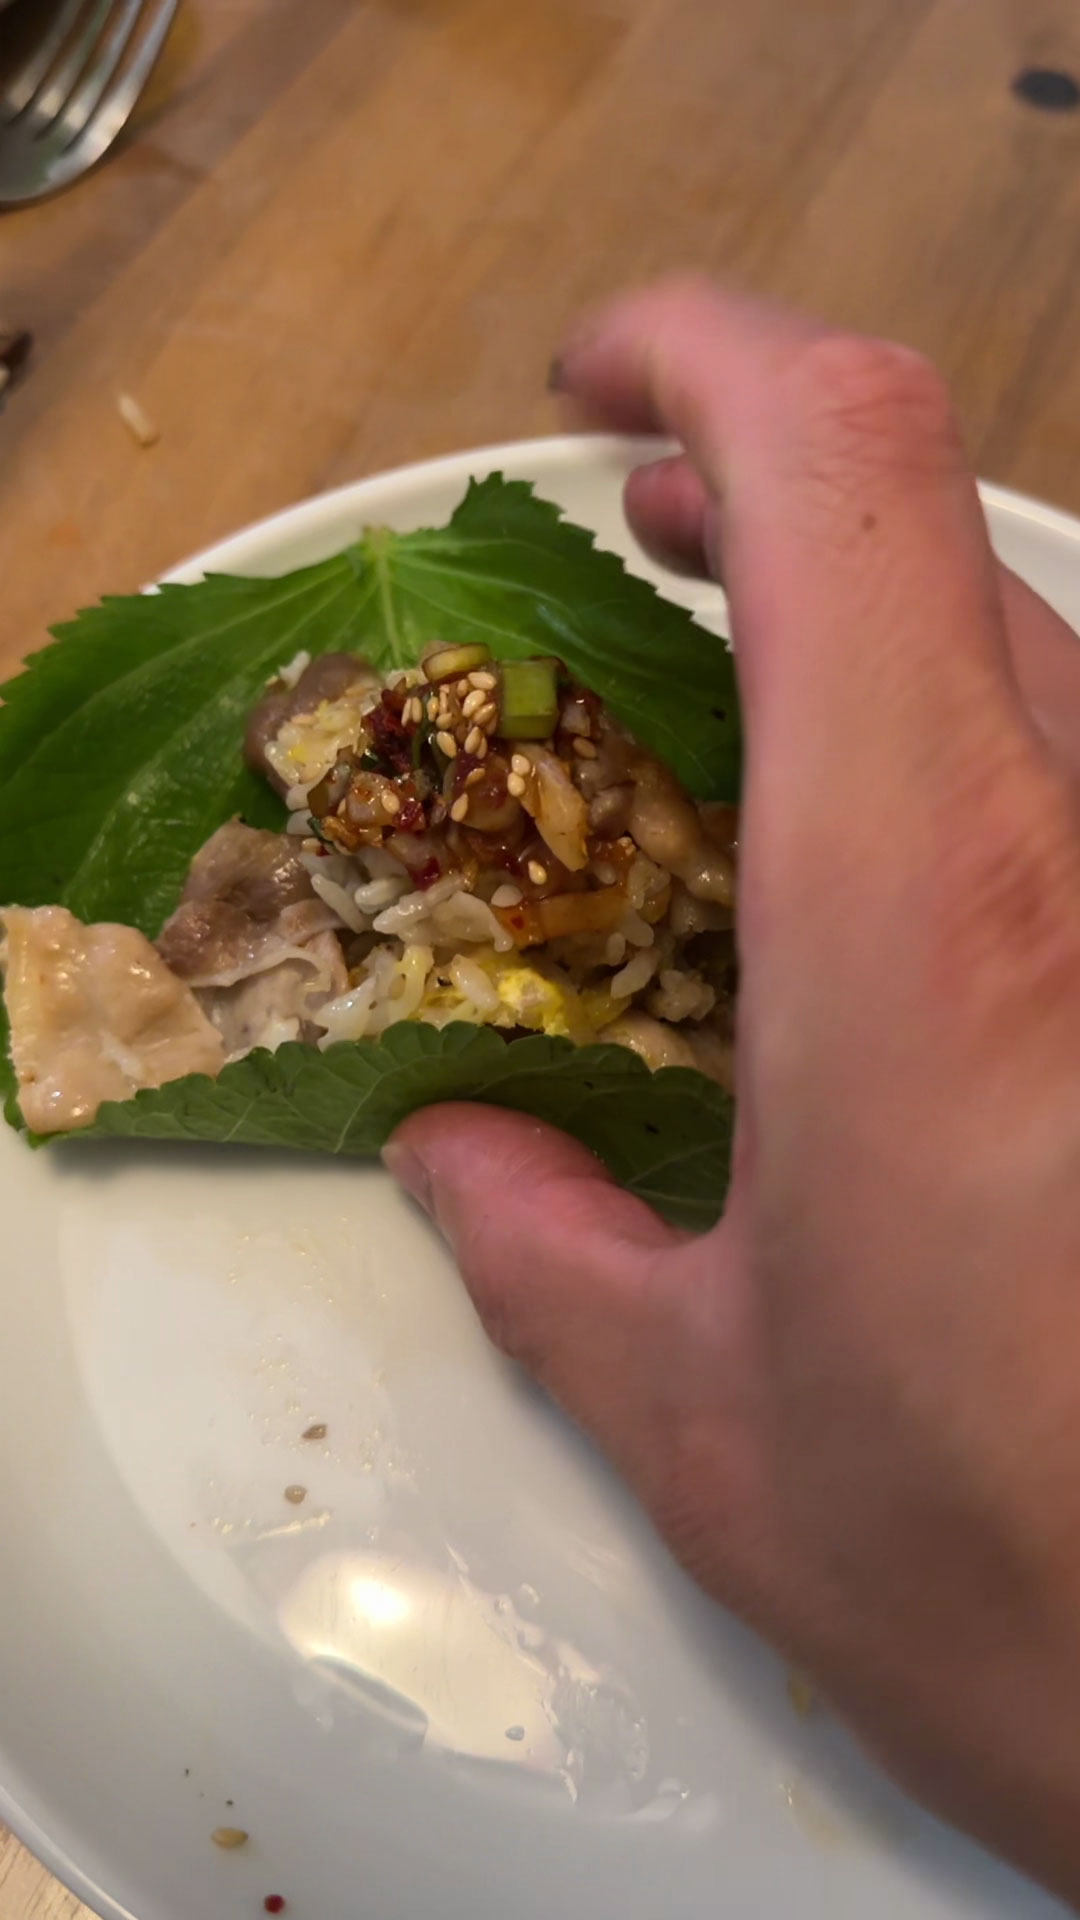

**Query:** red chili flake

left=395, top=794, right=426, bottom=834
left=263, top=1898, right=286, bottom=1914
left=369, top=694, right=412, bottom=774
left=413, top=856, right=442, bottom=890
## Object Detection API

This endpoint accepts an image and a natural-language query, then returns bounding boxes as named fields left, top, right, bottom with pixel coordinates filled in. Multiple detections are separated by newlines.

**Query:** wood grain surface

left=3, top=0, right=1080, bottom=1911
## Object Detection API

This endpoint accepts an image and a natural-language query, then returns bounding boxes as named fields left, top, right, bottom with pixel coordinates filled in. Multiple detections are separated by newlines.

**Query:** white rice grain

left=354, top=875, right=408, bottom=913
left=277, top=650, right=311, bottom=690
left=611, top=946, right=659, bottom=998
left=448, top=955, right=501, bottom=1016
left=620, top=909, right=655, bottom=949
left=310, top=872, right=367, bottom=933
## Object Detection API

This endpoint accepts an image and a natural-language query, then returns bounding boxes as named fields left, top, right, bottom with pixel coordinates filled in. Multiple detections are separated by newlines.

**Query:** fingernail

left=546, top=355, right=567, bottom=392
left=381, top=1139, right=434, bottom=1216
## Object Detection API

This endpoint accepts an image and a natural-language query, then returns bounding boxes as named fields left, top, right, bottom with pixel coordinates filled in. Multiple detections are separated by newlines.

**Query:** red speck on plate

left=263, top=1898, right=286, bottom=1914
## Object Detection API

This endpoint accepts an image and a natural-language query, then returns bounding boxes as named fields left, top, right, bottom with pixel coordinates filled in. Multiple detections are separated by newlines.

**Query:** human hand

left=384, top=280, right=1080, bottom=1904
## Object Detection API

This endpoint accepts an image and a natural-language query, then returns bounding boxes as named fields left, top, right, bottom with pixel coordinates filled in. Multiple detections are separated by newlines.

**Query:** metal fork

left=0, top=0, right=178, bottom=208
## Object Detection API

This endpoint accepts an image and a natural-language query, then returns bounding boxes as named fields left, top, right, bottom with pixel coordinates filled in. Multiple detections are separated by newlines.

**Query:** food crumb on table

left=116, top=391, right=160, bottom=447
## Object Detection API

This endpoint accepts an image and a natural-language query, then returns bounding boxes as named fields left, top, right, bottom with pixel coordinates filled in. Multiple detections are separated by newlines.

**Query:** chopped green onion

left=496, top=658, right=559, bottom=739
left=422, top=642, right=492, bottom=681
left=307, top=814, right=336, bottom=848
left=411, top=718, right=433, bottom=771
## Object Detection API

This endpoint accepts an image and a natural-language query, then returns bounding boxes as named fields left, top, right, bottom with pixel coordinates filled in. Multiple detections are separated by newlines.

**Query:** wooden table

left=3, top=0, right=1080, bottom=1910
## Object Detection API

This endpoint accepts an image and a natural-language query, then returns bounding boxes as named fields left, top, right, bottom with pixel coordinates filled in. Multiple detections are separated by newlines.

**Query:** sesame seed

left=284, top=1485, right=307, bottom=1505
left=450, top=795, right=470, bottom=823
left=464, top=726, right=484, bottom=756
left=461, top=688, right=486, bottom=718
left=510, top=753, right=531, bottom=777
left=527, top=860, right=548, bottom=886
left=475, top=737, right=488, bottom=760
left=491, top=883, right=523, bottom=908
left=426, top=698, right=438, bottom=722
left=468, top=669, right=496, bottom=689
left=382, top=791, right=401, bottom=815
left=476, top=701, right=497, bottom=731
left=436, top=730, right=458, bottom=758
left=456, top=678, right=470, bottom=697
left=465, top=766, right=484, bottom=788
left=506, top=773, right=526, bottom=798
left=212, top=1829, right=249, bottom=1850
left=573, top=737, right=598, bottom=758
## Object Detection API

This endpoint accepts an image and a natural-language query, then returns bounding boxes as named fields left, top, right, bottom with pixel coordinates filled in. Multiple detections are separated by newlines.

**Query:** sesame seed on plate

left=383, top=791, right=401, bottom=815
left=464, top=726, right=483, bottom=756
left=426, top=698, right=438, bottom=722
left=527, top=860, right=548, bottom=886
left=461, top=688, right=486, bottom=718
left=506, top=773, right=526, bottom=798
left=450, top=795, right=470, bottom=822
left=510, top=752, right=531, bottom=776
left=465, top=766, right=484, bottom=788
left=436, top=730, right=458, bottom=758
left=476, top=701, right=497, bottom=730
left=491, top=883, right=523, bottom=908
left=469, top=669, right=497, bottom=690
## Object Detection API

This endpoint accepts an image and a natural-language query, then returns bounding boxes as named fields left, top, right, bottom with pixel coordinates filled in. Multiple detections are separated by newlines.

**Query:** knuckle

left=785, top=333, right=961, bottom=488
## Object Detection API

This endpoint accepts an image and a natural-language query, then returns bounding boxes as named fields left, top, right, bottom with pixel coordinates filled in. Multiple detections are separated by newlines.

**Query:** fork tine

left=25, top=0, right=117, bottom=131
left=54, top=0, right=151, bottom=147
left=2, top=0, right=92, bottom=121
left=62, top=0, right=177, bottom=171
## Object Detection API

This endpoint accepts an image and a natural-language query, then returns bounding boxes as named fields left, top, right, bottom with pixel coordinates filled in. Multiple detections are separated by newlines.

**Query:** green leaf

left=0, top=558, right=367, bottom=936
left=353, top=476, right=740, bottom=800
left=62, top=1023, right=733, bottom=1233
left=0, top=477, right=736, bottom=942
left=0, top=475, right=739, bottom=1223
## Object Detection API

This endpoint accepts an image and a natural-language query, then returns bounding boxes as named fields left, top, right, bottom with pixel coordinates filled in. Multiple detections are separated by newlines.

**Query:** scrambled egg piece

left=418, top=950, right=627, bottom=1042
left=492, top=964, right=575, bottom=1035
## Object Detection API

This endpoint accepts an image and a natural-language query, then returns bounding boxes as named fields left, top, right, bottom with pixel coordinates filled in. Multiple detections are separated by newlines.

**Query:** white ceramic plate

left=0, top=437, right=1073, bottom=1920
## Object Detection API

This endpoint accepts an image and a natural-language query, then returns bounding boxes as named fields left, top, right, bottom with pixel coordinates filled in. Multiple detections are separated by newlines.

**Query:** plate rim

left=153, top=431, right=1080, bottom=588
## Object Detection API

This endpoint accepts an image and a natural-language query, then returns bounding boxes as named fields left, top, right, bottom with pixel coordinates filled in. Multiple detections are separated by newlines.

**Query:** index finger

left=553, top=279, right=1033, bottom=851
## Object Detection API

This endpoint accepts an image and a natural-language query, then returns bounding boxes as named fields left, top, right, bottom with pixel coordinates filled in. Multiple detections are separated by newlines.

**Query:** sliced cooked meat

left=0, top=905, right=225, bottom=1131
left=156, top=823, right=343, bottom=987
left=155, top=896, right=343, bottom=987
left=177, top=820, right=317, bottom=918
left=245, top=654, right=377, bottom=793
left=155, top=820, right=349, bottom=1051
left=197, top=931, right=348, bottom=1056
left=596, top=1009, right=702, bottom=1072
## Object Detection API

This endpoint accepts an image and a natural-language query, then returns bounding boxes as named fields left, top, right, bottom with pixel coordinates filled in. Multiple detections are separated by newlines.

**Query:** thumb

left=382, top=1102, right=693, bottom=1479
